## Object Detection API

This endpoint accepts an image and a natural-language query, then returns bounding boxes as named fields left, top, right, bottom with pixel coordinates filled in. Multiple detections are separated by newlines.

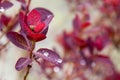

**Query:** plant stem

left=24, top=63, right=31, bottom=80
left=21, top=0, right=32, bottom=79
left=24, top=41, right=35, bottom=80
left=0, top=40, right=10, bottom=51
left=26, top=0, right=31, bottom=13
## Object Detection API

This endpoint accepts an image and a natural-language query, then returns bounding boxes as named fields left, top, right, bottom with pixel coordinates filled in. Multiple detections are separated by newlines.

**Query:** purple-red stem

left=24, top=41, right=35, bottom=80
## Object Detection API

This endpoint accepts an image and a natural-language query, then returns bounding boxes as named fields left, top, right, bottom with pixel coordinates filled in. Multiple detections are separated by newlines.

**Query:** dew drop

left=44, top=15, right=53, bottom=26
left=43, top=51, right=49, bottom=57
left=53, top=66, right=60, bottom=72
left=57, top=59, right=63, bottom=63
left=0, top=7, right=5, bottom=13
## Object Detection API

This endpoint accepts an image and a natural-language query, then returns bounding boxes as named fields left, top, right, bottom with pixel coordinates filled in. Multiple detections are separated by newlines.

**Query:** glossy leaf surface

left=7, top=32, right=30, bottom=50
left=34, top=48, right=62, bottom=65
left=15, top=57, right=32, bottom=71
left=0, top=1, right=13, bottom=10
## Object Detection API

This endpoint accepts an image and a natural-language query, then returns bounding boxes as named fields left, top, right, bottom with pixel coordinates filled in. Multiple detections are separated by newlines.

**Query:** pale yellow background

left=0, top=0, right=120, bottom=80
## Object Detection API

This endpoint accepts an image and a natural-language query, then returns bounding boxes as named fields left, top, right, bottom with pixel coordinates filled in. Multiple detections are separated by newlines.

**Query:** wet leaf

left=41, top=26, right=49, bottom=35
left=15, top=57, right=32, bottom=71
left=27, top=9, right=41, bottom=26
left=19, top=11, right=47, bottom=42
left=34, top=48, right=62, bottom=65
left=34, top=8, right=54, bottom=27
left=20, top=30, right=32, bottom=48
left=7, top=32, right=30, bottom=50
left=1, top=15, right=11, bottom=26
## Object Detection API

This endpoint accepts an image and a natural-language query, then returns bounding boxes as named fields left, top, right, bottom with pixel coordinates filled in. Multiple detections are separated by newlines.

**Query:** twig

left=24, top=41, right=35, bottom=80
left=0, top=40, right=10, bottom=51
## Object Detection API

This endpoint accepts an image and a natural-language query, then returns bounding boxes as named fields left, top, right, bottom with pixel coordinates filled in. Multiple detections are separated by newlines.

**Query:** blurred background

left=0, top=0, right=120, bottom=80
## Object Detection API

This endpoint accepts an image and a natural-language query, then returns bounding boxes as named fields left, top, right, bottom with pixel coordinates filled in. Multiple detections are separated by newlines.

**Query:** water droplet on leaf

left=56, top=59, right=63, bottom=63
left=53, top=66, right=60, bottom=72
left=0, top=7, right=5, bottom=13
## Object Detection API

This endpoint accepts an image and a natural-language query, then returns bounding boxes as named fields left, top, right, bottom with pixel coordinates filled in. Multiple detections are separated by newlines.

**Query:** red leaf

left=19, top=12, right=46, bottom=41
left=73, top=14, right=90, bottom=31
left=19, top=8, right=53, bottom=41
left=27, top=8, right=54, bottom=27
left=41, top=26, right=49, bottom=35
left=63, top=31, right=77, bottom=50
left=7, top=32, right=30, bottom=50
left=105, top=73, right=120, bottom=80
left=73, top=35, right=87, bottom=48
left=34, top=22, right=45, bottom=33
left=94, top=35, right=109, bottom=51
left=34, top=48, right=63, bottom=65
left=1, top=15, right=11, bottom=26
left=27, top=32, right=46, bottom=42
left=34, top=8, right=54, bottom=27
left=27, top=9, right=41, bottom=26
left=87, top=37, right=94, bottom=53
left=0, top=1, right=13, bottom=10
left=73, top=14, right=81, bottom=31
left=15, top=57, right=32, bottom=71
left=81, top=21, right=91, bottom=30
left=92, top=55, right=115, bottom=77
